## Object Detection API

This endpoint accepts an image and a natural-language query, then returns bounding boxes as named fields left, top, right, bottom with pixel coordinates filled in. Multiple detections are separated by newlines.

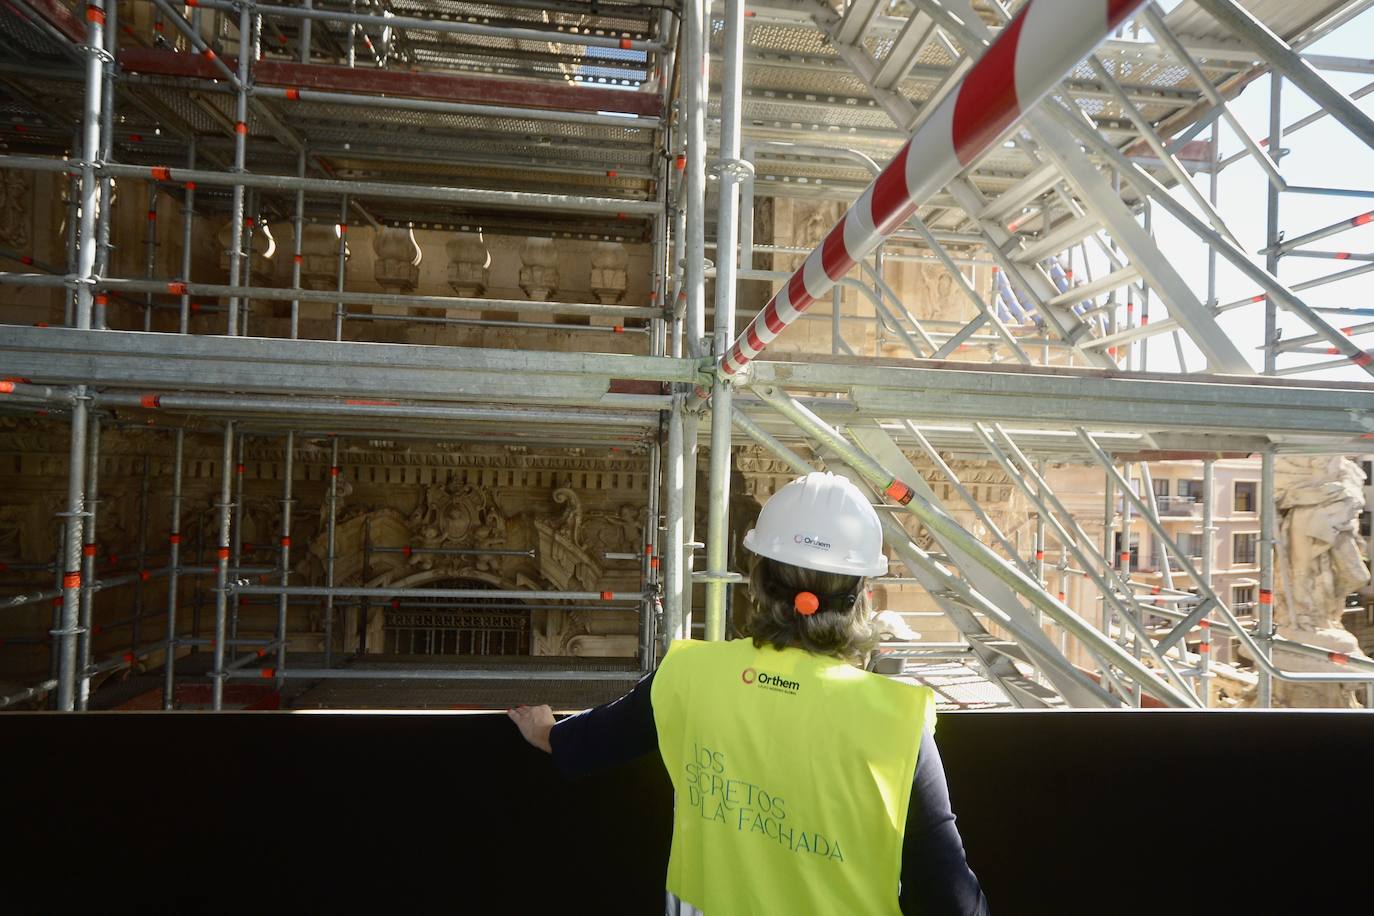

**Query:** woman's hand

left=507, top=704, right=555, bottom=753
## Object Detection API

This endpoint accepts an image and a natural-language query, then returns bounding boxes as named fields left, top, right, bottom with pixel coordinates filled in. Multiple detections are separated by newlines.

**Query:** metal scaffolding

left=2, top=0, right=1374, bottom=711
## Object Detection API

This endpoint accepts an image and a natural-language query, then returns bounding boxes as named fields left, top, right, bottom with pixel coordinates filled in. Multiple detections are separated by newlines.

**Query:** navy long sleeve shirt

left=549, top=670, right=989, bottom=915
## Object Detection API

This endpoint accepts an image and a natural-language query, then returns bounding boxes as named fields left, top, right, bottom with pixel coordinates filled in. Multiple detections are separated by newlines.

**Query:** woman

left=510, top=472, right=988, bottom=914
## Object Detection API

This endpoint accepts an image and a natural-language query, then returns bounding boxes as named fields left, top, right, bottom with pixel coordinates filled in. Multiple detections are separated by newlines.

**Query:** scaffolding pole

left=702, top=0, right=746, bottom=643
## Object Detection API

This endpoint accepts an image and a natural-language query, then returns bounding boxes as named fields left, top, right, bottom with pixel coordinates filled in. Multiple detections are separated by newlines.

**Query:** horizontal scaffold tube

left=230, top=586, right=645, bottom=602
left=0, top=156, right=658, bottom=216
left=719, top=0, right=1145, bottom=376
left=94, top=392, right=655, bottom=428
left=224, top=668, right=643, bottom=681
left=188, top=0, right=667, bottom=53
left=0, top=273, right=658, bottom=320
left=251, top=86, right=661, bottom=131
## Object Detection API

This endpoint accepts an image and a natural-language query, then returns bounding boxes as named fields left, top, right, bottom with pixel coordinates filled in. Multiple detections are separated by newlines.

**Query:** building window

left=1152, top=478, right=1170, bottom=498
left=1233, top=532, right=1258, bottom=565
left=1114, top=531, right=1141, bottom=569
left=1232, top=585, right=1256, bottom=617
left=1178, top=479, right=1204, bottom=502
left=1234, top=481, right=1257, bottom=513
left=1362, top=510, right=1371, bottom=538
left=1362, top=460, right=1372, bottom=485
left=1177, top=531, right=1204, bottom=560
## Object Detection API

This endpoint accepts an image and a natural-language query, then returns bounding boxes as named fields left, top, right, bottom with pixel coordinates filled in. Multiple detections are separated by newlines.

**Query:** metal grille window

left=1232, top=532, right=1258, bottom=565
left=382, top=578, right=531, bottom=656
left=1232, top=585, right=1256, bottom=617
left=1234, top=481, right=1257, bottom=513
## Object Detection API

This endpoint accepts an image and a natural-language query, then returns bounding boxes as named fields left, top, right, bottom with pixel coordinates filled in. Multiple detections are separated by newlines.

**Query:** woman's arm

left=899, top=729, right=989, bottom=915
left=508, top=670, right=660, bottom=780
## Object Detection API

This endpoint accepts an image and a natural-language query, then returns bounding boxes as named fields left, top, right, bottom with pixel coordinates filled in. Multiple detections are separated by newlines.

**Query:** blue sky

left=1132, top=3, right=1374, bottom=380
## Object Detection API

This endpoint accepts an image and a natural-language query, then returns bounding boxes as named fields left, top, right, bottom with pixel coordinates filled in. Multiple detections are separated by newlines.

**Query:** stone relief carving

left=0, top=168, right=32, bottom=248
left=1243, top=456, right=1370, bottom=708
left=446, top=232, right=490, bottom=297
left=303, top=481, right=646, bottom=657
left=589, top=241, right=628, bottom=304
left=298, top=223, right=348, bottom=290
left=372, top=226, right=420, bottom=292
left=519, top=237, right=559, bottom=301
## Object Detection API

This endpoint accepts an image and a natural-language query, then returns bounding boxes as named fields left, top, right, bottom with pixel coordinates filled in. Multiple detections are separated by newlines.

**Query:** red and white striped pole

left=720, top=0, right=1144, bottom=376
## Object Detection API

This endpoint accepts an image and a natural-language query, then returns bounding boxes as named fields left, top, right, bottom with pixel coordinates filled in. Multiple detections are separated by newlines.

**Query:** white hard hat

left=743, top=471, right=888, bottom=576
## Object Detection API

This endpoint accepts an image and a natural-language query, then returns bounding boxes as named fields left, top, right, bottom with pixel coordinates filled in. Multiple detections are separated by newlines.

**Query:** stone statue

left=372, top=226, right=420, bottom=292
left=1246, top=455, right=1370, bottom=708
left=446, top=233, right=490, bottom=297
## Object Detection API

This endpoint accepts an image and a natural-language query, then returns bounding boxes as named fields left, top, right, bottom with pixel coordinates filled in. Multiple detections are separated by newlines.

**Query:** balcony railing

left=1155, top=495, right=1199, bottom=516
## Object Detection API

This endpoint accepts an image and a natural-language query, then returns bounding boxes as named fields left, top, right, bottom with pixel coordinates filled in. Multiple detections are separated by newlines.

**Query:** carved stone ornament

left=372, top=226, right=420, bottom=292
left=0, top=168, right=31, bottom=248
left=1243, top=455, right=1371, bottom=708
left=519, top=236, right=559, bottom=301
left=446, top=232, right=490, bottom=297
left=589, top=240, right=628, bottom=304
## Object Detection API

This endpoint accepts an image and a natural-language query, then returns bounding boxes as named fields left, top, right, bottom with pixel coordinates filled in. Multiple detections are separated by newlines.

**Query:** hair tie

left=794, top=591, right=819, bottom=616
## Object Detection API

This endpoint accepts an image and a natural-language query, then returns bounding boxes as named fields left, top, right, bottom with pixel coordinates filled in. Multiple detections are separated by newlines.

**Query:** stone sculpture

left=1244, top=455, right=1370, bottom=707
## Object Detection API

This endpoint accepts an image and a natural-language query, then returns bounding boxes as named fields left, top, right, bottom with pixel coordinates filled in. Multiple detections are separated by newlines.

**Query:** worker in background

left=510, top=471, right=988, bottom=915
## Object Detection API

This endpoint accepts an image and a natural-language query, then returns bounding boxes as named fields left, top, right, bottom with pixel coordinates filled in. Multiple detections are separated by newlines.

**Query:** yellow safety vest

left=651, top=638, right=933, bottom=915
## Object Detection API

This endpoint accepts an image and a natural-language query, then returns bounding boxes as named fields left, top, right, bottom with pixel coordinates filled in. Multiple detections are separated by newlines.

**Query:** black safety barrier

left=3, top=709, right=1369, bottom=914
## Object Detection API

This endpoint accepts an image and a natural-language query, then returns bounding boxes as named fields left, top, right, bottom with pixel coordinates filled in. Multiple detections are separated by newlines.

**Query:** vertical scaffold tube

left=682, top=0, right=707, bottom=357
left=56, top=0, right=105, bottom=709
left=179, top=140, right=196, bottom=333
left=1258, top=450, right=1276, bottom=706
left=300, top=0, right=312, bottom=62
left=93, top=0, right=117, bottom=330
left=719, top=0, right=1144, bottom=376
left=55, top=391, right=89, bottom=711
left=334, top=196, right=349, bottom=341
left=226, top=5, right=252, bottom=335
left=324, top=437, right=340, bottom=665
left=1200, top=459, right=1215, bottom=703
left=162, top=428, right=184, bottom=709
left=277, top=431, right=294, bottom=683
left=702, top=0, right=746, bottom=642
left=229, top=433, right=245, bottom=652
left=131, top=453, right=150, bottom=655
left=76, top=416, right=101, bottom=710
left=662, top=394, right=685, bottom=651
left=211, top=422, right=235, bottom=710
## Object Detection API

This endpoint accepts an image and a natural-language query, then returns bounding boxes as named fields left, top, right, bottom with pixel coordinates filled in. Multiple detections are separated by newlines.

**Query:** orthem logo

left=741, top=668, right=800, bottom=694
left=793, top=533, right=832, bottom=551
